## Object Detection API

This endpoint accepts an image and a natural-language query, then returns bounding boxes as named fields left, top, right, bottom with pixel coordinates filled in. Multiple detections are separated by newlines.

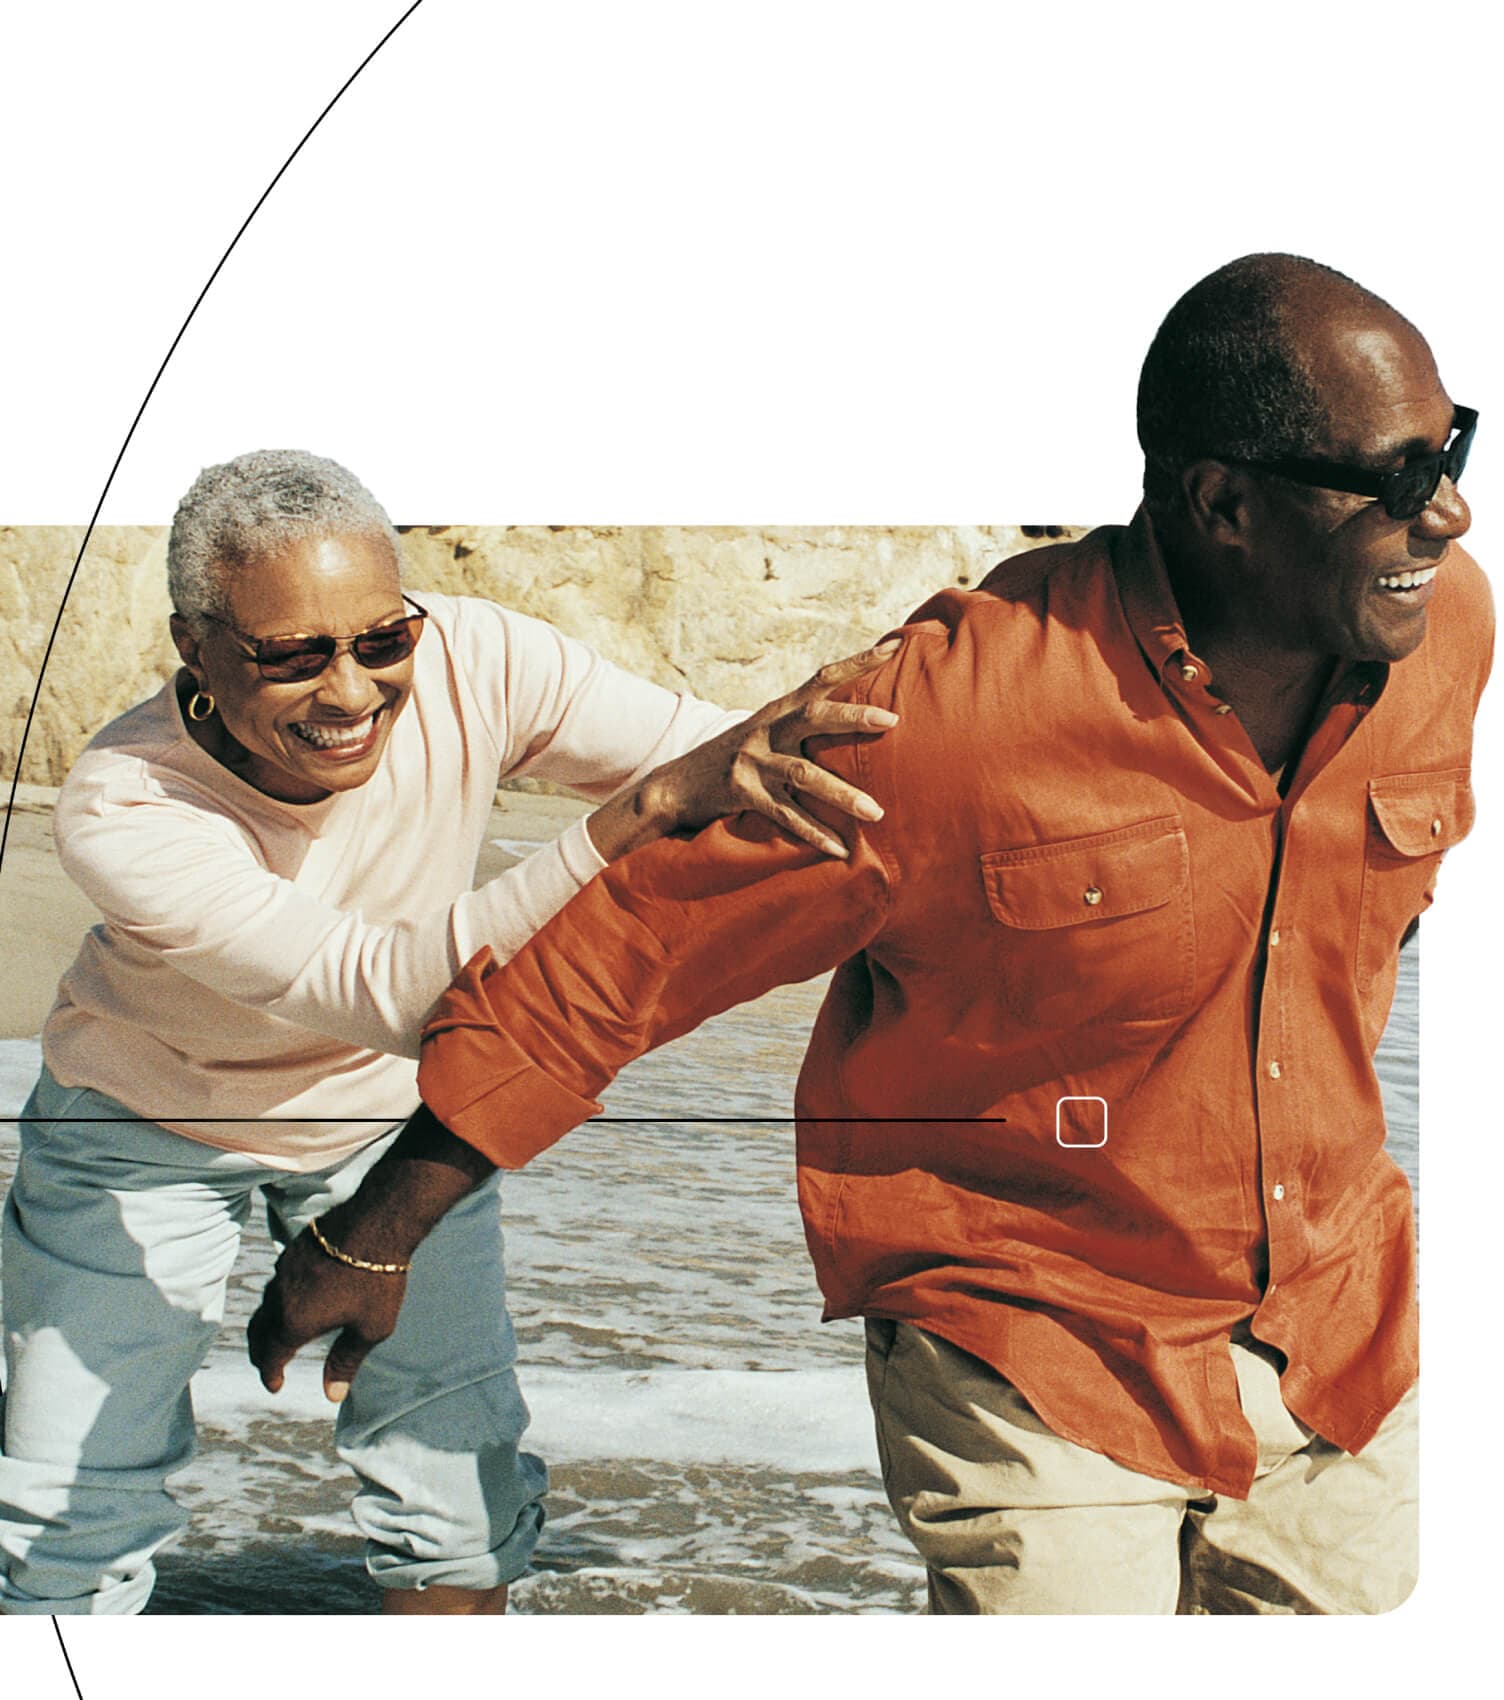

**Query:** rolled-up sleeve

left=417, top=808, right=893, bottom=1167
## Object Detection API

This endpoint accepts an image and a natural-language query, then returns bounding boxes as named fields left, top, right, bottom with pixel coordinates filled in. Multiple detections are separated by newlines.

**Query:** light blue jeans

left=0, top=1067, right=546, bottom=1614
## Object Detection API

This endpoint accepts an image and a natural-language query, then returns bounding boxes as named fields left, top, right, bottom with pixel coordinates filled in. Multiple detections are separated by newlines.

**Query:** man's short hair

left=167, top=449, right=400, bottom=629
left=1136, top=253, right=1386, bottom=524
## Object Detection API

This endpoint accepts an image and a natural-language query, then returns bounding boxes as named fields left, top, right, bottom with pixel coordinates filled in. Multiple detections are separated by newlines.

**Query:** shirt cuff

left=418, top=947, right=601, bottom=1168
left=565, top=811, right=610, bottom=878
left=454, top=813, right=610, bottom=971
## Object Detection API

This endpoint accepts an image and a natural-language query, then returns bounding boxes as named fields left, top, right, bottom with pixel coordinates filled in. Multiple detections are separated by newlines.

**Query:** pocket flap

left=1368, top=771, right=1474, bottom=858
left=981, top=815, right=1189, bottom=930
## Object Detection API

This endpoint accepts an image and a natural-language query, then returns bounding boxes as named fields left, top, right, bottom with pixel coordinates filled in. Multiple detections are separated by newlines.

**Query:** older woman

left=0, top=450, right=896, bottom=1616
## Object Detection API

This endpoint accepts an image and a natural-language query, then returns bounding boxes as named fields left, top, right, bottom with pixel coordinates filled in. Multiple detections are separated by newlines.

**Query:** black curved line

left=18, top=0, right=428, bottom=1660
left=52, top=1617, right=84, bottom=1700
left=0, top=0, right=428, bottom=880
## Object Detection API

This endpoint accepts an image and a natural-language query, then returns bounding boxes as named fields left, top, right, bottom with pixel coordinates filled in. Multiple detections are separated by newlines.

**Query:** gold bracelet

left=307, top=1215, right=413, bottom=1275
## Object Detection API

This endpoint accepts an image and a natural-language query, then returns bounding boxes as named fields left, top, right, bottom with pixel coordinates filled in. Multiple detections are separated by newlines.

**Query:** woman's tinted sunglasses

left=1231, top=405, right=1477, bottom=522
left=204, top=595, right=429, bottom=682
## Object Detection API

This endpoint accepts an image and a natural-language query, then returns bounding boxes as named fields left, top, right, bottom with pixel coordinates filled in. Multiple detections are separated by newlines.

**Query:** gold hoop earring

left=187, top=690, right=216, bottom=722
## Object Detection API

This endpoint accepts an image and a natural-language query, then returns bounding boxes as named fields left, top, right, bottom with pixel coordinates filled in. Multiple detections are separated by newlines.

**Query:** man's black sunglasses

left=204, top=594, right=429, bottom=682
left=1230, top=405, right=1477, bottom=522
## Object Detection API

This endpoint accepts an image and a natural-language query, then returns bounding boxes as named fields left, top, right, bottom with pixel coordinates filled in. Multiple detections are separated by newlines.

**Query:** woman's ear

left=169, top=614, right=204, bottom=683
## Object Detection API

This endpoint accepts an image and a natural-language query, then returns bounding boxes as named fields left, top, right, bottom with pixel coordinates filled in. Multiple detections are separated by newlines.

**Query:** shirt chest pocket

left=1357, top=770, right=1473, bottom=999
left=979, top=815, right=1195, bottom=1028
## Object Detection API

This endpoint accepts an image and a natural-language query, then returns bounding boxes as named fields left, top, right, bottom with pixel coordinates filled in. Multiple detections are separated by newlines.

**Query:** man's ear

left=169, top=613, right=204, bottom=682
left=1180, top=460, right=1255, bottom=551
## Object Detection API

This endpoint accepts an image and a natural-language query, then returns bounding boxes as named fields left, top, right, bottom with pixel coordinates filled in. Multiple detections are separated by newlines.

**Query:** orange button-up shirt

left=419, top=512, right=1492, bottom=1497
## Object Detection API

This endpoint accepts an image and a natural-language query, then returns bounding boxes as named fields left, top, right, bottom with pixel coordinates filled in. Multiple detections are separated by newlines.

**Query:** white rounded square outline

left=1055, top=1095, right=1108, bottom=1148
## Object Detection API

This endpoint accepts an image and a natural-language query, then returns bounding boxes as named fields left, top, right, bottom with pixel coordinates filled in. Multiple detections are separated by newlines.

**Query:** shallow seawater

left=0, top=934, right=1420, bottom=1614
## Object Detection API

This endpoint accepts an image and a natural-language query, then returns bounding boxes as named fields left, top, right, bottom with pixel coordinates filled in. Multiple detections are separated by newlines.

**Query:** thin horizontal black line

left=2, top=1115, right=1006, bottom=1126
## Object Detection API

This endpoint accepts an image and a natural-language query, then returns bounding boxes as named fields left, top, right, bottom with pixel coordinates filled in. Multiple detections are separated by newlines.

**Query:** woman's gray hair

left=167, top=449, right=401, bottom=628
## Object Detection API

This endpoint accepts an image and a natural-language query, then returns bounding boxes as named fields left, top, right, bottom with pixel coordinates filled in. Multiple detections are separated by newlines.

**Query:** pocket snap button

left=1083, top=885, right=1103, bottom=906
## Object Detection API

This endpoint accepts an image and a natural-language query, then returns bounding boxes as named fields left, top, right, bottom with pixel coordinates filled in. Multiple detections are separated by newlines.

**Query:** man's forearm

left=318, top=1103, right=496, bottom=1265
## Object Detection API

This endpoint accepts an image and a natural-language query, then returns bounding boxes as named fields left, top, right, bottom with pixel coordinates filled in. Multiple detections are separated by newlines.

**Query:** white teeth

left=291, top=713, right=377, bottom=750
left=1376, top=566, right=1438, bottom=591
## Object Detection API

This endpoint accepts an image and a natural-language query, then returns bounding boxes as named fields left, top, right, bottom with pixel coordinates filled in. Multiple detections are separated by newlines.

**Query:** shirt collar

left=1110, top=506, right=1201, bottom=684
left=1109, top=506, right=1387, bottom=709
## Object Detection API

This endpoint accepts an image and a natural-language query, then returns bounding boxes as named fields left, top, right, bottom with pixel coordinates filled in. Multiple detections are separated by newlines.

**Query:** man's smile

left=1372, top=560, right=1439, bottom=609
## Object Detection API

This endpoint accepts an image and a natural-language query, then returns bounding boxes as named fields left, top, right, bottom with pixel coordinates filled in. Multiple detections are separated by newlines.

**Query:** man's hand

left=247, top=1105, right=493, bottom=1402
left=247, top=1226, right=408, bottom=1402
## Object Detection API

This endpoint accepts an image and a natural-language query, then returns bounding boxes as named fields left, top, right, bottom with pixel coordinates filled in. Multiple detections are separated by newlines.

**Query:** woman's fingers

left=732, top=644, right=903, bottom=840
left=769, top=696, right=899, bottom=746
left=629, top=635, right=904, bottom=857
left=752, top=638, right=902, bottom=723
left=774, top=753, right=884, bottom=822
left=756, top=795, right=851, bottom=859
left=797, top=637, right=903, bottom=696
left=732, top=753, right=882, bottom=857
left=755, top=700, right=895, bottom=836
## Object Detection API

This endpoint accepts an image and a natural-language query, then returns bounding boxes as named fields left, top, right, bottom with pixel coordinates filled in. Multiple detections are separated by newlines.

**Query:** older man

left=252, top=255, right=1490, bottom=1613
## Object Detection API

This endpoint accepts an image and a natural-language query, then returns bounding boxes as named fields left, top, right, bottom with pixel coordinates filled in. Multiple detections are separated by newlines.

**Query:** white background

left=1, top=0, right=1499, bottom=1691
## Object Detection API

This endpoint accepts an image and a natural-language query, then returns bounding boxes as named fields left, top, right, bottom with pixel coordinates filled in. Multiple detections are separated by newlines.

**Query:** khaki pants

left=865, top=1321, right=1417, bottom=1615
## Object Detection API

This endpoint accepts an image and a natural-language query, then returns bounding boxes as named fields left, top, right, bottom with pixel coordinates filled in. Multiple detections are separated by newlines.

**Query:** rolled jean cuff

left=0, top=1564, right=155, bottom=1616
left=364, top=1455, right=548, bottom=1593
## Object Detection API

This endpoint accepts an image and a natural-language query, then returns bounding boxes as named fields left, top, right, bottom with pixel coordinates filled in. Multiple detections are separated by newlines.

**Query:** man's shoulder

left=1374, top=546, right=1492, bottom=757
left=845, top=527, right=1130, bottom=732
left=1430, top=545, right=1494, bottom=639
left=1412, top=545, right=1494, bottom=693
left=889, top=526, right=1126, bottom=663
left=973, top=526, right=1121, bottom=606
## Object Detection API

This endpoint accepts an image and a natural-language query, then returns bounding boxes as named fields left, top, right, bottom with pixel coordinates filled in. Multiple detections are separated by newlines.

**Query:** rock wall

left=2, top=526, right=178, bottom=789
left=2, top=523, right=1083, bottom=788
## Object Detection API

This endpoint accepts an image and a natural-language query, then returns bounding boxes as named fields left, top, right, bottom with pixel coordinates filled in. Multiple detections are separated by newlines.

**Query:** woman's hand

left=588, top=638, right=902, bottom=861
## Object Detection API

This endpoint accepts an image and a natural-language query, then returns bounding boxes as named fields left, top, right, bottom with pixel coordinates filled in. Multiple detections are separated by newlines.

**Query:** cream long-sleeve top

left=41, top=592, right=740, bottom=1170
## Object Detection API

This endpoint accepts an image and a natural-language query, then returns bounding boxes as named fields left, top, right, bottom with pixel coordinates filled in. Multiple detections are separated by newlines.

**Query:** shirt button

left=1083, top=885, right=1103, bottom=906
left=1180, top=663, right=1200, bottom=682
left=1267, top=1060, right=1282, bottom=1079
left=1431, top=817, right=1443, bottom=837
left=1269, top=929, right=1281, bottom=948
left=1273, top=1183, right=1286, bottom=1201
left=1213, top=703, right=1233, bottom=716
